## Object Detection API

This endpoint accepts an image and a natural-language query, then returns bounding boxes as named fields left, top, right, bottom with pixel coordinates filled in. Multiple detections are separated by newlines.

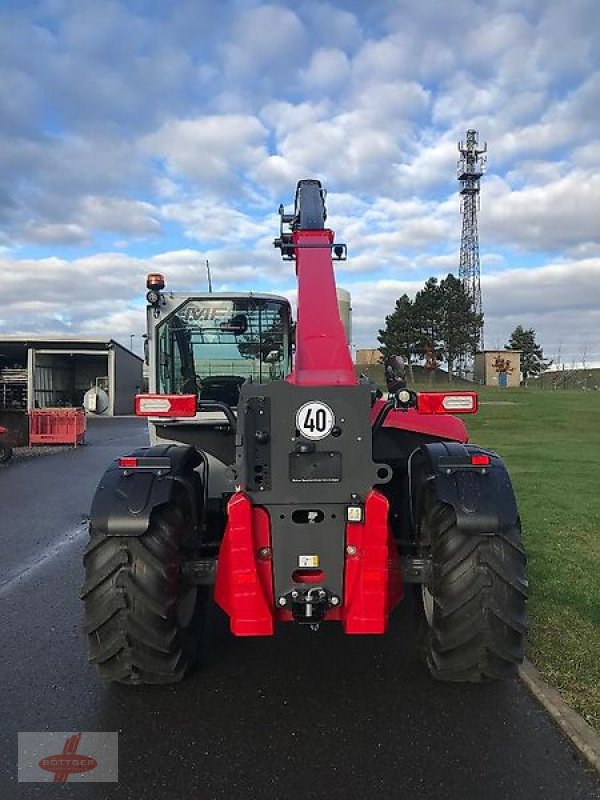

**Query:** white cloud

left=300, top=48, right=351, bottom=91
left=348, top=258, right=600, bottom=361
left=0, top=0, right=598, bottom=366
left=142, top=115, right=269, bottom=194
left=79, top=196, right=160, bottom=235
left=483, top=171, right=600, bottom=250
left=222, top=4, right=307, bottom=81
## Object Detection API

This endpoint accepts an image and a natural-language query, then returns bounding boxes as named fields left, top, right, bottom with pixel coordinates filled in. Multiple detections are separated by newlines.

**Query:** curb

left=519, top=659, right=600, bottom=773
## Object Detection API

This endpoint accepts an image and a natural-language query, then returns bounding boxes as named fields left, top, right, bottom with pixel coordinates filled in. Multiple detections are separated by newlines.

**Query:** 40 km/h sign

left=295, top=401, right=335, bottom=440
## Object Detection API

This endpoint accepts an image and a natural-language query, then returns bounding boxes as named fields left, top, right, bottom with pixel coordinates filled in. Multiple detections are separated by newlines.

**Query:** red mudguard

left=371, top=399, right=468, bottom=442
left=214, top=490, right=403, bottom=636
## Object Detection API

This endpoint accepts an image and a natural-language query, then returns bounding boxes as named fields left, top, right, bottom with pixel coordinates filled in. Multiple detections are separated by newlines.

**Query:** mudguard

left=90, top=444, right=201, bottom=537
left=412, top=441, right=519, bottom=534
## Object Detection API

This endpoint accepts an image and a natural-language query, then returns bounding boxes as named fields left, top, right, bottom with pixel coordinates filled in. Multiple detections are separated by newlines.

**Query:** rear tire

left=81, top=489, right=206, bottom=685
left=417, top=488, right=528, bottom=682
left=0, top=445, right=12, bottom=463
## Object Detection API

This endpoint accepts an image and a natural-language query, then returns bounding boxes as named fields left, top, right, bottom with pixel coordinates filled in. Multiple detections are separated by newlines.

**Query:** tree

left=377, top=294, right=418, bottom=381
left=437, top=274, right=483, bottom=382
left=378, top=275, right=484, bottom=384
left=412, top=278, right=444, bottom=361
left=505, top=326, right=551, bottom=383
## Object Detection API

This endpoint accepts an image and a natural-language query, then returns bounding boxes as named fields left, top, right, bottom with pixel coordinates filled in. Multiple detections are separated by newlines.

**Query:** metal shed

left=0, top=338, right=143, bottom=415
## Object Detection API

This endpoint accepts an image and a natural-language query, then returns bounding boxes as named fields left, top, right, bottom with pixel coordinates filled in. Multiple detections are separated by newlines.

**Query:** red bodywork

left=215, top=490, right=403, bottom=635
left=286, top=229, right=357, bottom=387
left=214, top=207, right=468, bottom=636
left=371, top=399, right=469, bottom=443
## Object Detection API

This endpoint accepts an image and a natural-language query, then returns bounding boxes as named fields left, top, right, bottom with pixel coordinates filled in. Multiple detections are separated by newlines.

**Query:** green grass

left=466, top=389, right=600, bottom=729
left=357, top=369, right=600, bottom=723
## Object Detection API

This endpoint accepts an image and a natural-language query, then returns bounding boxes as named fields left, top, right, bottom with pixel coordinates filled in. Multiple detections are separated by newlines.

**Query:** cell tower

left=457, top=128, right=487, bottom=350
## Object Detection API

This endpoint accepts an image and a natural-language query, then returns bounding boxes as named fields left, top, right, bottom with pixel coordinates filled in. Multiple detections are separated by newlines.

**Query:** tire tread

left=81, top=496, right=203, bottom=685
left=421, top=489, right=528, bottom=682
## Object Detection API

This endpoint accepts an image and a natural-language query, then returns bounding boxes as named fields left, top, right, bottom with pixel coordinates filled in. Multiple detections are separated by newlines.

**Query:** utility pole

left=206, top=260, right=213, bottom=293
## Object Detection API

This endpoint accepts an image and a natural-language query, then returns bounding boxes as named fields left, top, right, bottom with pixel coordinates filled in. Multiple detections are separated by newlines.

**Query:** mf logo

left=38, top=732, right=96, bottom=783
left=18, top=731, right=118, bottom=783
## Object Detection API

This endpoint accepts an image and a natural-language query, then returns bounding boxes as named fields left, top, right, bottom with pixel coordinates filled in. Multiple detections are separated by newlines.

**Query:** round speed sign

left=295, top=401, right=335, bottom=441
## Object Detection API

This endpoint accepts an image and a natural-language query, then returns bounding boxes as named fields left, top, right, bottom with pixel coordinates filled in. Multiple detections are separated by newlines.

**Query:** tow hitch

left=278, top=587, right=340, bottom=627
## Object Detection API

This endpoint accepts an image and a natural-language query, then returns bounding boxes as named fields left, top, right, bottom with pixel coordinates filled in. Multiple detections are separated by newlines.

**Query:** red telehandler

left=82, top=179, right=527, bottom=685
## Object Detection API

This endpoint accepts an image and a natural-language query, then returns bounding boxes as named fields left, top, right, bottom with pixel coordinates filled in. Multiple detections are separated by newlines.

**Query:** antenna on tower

left=457, top=129, right=486, bottom=354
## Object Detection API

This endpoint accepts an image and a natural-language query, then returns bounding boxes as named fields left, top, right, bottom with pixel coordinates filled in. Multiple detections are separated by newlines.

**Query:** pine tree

left=506, top=326, right=551, bottom=383
left=413, top=278, right=444, bottom=362
left=438, top=274, right=483, bottom=382
left=378, top=276, right=484, bottom=384
left=377, top=294, right=418, bottom=380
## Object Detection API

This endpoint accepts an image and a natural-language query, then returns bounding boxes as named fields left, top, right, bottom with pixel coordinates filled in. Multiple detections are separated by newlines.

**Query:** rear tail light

left=135, top=394, right=197, bottom=417
left=119, top=457, right=138, bottom=468
left=471, top=454, right=491, bottom=466
left=417, top=392, right=478, bottom=414
left=118, top=455, right=171, bottom=471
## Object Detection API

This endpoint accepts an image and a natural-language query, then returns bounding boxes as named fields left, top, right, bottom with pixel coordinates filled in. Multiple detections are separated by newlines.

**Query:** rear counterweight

left=235, top=382, right=390, bottom=603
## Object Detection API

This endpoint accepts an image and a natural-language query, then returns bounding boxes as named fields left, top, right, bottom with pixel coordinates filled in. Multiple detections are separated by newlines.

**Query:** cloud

left=142, top=115, right=269, bottom=194
left=0, top=0, right=598, bottom=367
left=221, top=4, right=308, bottom=86
left=348, top=257, right=600, bottom=361
left=300, top=48, right=351, bottom=91
left=483, top=172, right=600, bottom=251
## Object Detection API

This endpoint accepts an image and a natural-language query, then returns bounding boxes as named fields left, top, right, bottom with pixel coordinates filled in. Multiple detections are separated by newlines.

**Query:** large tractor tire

left=81, top=489, right=206, bottom=685
left=417, top=488, right=528, bottom=682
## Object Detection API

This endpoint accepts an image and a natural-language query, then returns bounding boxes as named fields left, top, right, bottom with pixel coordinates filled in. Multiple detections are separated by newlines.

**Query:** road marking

left=0, top=523, right=88, bottom=598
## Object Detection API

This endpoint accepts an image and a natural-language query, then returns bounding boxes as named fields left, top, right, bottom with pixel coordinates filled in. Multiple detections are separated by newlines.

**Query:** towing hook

left=305, top=587, right=327, bottom=619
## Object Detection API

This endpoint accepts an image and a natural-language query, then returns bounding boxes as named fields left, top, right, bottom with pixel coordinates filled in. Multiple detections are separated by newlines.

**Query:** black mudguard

left=411, top=441, right=519, bottom=535
left=90, top=444, right=201, bottom=537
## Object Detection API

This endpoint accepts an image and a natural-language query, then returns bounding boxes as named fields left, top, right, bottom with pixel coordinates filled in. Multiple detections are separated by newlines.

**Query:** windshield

left=157, top=297, right=292, bottom=406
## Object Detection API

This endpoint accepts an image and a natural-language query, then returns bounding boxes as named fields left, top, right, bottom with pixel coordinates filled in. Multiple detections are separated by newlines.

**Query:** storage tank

left=84, top=386, right=110, bottom=415
left=336, top=288, right=352, bottom=344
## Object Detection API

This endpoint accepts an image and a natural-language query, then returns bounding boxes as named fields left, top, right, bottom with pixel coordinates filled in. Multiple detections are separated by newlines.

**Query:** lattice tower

left=457, top=129, right=486, bottom=350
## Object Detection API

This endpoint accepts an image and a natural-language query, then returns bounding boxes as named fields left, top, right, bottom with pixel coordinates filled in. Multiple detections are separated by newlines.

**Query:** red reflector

left=417, top=392, right=478, bottom=414
left=471, top=454, right=490, bottom=466
left=119, top=457, right=138, bottom=468
left=292, top=569, right=325, bottom=584
left=135, top=394, right=197, bottom=417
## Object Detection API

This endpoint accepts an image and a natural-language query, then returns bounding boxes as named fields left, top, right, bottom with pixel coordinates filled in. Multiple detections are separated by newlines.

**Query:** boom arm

left=275, top=179, right=356, bottom=387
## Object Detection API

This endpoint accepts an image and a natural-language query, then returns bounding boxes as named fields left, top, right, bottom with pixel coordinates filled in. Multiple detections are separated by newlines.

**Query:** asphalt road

left=0, top=417, right=598, bottom=799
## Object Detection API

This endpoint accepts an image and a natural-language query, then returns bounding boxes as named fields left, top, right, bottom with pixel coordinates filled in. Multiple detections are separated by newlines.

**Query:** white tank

left=336, top=288, right=352, bottom=344
left=84, top=386, right=109, bottom=415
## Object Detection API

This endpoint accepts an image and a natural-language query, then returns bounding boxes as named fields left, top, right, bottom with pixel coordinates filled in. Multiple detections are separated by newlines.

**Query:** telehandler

left=82, top=179, right=527, bottom=684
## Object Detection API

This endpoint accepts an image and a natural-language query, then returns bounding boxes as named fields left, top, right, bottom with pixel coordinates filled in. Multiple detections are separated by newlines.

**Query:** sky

left=1, top=0, right=599, bottom=366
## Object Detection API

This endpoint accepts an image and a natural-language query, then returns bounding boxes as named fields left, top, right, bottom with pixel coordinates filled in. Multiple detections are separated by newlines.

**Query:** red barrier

left=29, top=408, right=86, bottom=446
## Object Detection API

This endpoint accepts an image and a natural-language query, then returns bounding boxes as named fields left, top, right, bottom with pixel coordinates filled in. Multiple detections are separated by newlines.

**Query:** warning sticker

left=298, top=554, right=319, bottom=568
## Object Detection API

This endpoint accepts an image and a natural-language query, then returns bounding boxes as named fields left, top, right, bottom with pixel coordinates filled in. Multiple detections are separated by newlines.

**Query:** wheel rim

left=176, top=585, right=197, bottom=629
left=422, top=585, right=435, bottom=626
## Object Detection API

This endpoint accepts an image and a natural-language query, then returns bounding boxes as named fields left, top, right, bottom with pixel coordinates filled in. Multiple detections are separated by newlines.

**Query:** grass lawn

left=357, top=368, right=599, bottom=725
left=463, top=388, right=599, bottom=729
